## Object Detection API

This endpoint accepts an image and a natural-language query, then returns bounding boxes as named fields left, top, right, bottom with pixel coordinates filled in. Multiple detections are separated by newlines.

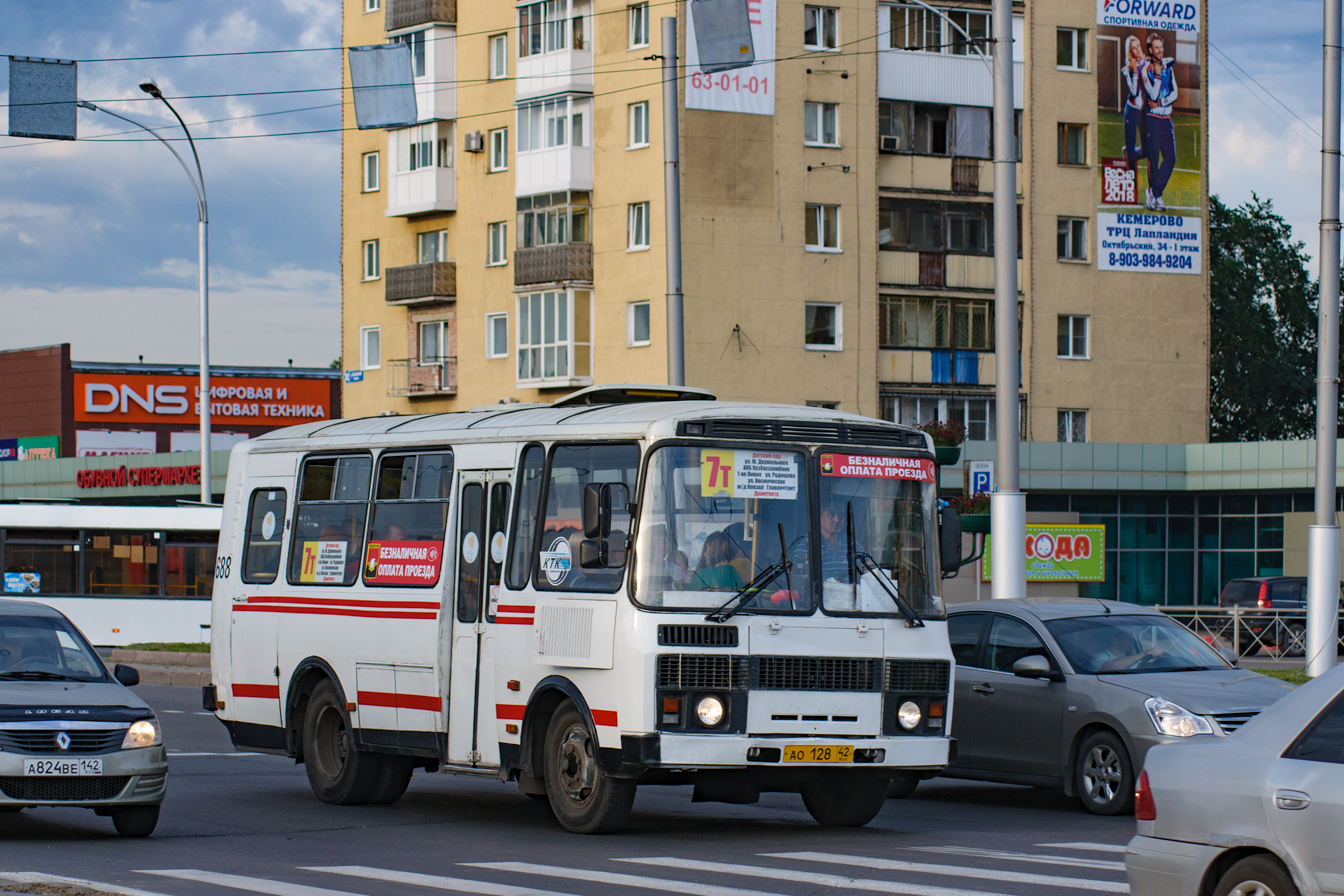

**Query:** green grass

left=1248, top=667, right=1309, bottom=686
left=1096, top=108, right=1202, bottom=212
left=124, top=642, right=211, bottom=653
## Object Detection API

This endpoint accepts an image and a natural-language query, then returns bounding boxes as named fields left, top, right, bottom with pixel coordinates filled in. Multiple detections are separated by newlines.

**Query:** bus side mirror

left=583, top=482, right=630, bottom=539
left=939, top=507, right=962, bottom=575
left=580, top=534, right=628, bottom=569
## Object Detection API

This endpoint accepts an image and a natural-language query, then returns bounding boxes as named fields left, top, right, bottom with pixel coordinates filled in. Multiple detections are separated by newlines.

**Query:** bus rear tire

left=542, top=701, right=635, bottom=834
left=801, top=773, right=888, bottom=826
left=303, top=680, right=379, bottom=805
left=365, top=756, right=414, bottom=805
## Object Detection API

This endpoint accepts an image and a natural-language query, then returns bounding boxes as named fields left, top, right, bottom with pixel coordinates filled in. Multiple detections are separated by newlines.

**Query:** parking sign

left=967, top=460, right=994, bottom=495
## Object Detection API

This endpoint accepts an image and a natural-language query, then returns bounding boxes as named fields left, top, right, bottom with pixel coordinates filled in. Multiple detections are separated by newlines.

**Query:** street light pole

left=140, top=80, right=212, bottom=505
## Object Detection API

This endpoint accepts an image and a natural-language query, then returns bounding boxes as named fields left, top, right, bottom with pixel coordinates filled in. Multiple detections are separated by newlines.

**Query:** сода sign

left=74, top=373, right=331, bottom=427
left=982, top=524, right=1107, bottom=582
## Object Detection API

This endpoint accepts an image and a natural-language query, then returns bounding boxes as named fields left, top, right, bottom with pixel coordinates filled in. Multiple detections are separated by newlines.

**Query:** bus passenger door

left=447, top=471, right=511, bottom=767
left=229, top=483, right=290, bottom=732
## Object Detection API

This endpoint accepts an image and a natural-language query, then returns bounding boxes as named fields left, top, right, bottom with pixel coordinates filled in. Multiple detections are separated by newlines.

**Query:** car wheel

left=302, top=679, right=380, bottom=805
left=111, top=804, right=160, bottom=837
left=1213, top=855, right=1300, bottom=896
left=886, top=772, right=920, bottom=799
left=1075, top=730, right=1134, bottom=816
left=543, top=701, right=636, bottom=834
left=1281, top=622, right=1307, bottom=658
left=801, top=772, right=888, bottom=826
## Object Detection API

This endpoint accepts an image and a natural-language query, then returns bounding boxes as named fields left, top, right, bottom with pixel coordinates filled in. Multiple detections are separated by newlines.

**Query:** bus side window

left=365, top=452, right=453, bottom=589
left=506, top=444, right=546, bottom=590
left=535, top=442, right=639, bottom=593
left=242, top=489, right=287, bottom=584
left=287, top=455, right=372, bottom=587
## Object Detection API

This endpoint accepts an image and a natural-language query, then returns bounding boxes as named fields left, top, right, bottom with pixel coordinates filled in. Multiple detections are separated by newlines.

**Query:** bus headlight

left=122, top=719, right=162, bottom=749
left=897, top=701, right=922, bottom=730
left=695, top=696, right=725, bottom=727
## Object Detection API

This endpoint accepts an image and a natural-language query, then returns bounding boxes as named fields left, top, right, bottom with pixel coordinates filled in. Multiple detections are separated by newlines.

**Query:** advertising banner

left=17, top=436, right=59, bottom=460
left=3, top=572, right=40, bottom=593
left=363, top=541, right=443, bottom=586
left=686, top=0, right=776, bottom=115
left=76, top=430, right=156, bottom=457
left=820, top=453, right=936, bottom=483
left=0, top=439, right=16, bottom=461
left=298, top=540, right=347, bottom=584
left=701, top=449, right=799, bottom=499
left=981, top=524, right=1107, bottom=582
left=1096, top=0, right=1202, bottom=274
left=74, top=372, right=331, bottom=427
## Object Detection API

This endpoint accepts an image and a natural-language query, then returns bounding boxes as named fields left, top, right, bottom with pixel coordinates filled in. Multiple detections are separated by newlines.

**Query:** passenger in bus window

left=723, top=522, right=753, bottom=583
left=690, top=531, right=745, bottom=591
left=816, top=500, right=863, bottom=584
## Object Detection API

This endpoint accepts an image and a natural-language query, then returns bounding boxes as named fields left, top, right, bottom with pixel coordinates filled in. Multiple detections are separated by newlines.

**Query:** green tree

left=1209, top=194, right=1316, bottom=441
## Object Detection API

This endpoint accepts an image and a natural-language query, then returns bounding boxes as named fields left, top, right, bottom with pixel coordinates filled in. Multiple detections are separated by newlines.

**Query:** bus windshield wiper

left=853, top=551, right=925, bottom=628
left=707, top=524, right=797, bottom=623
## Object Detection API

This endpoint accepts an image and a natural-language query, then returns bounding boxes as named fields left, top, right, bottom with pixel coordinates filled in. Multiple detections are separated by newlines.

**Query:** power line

left=1208, top=40, right=1319, bottom=138
left=1208, top=52, right=1315, bottom=150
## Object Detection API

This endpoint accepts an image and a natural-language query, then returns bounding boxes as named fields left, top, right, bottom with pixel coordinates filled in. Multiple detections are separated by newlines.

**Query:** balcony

left=385, top=261, right=456, bottom=305
left=878, top=49, right=1023, bottom=109
left=386, top=0, right=455, bottom=31
left=514, top=243, right=592, bottom=287
left=387, top=356, right=457, bottom=397
left=514, top=143, right=593, bottom=196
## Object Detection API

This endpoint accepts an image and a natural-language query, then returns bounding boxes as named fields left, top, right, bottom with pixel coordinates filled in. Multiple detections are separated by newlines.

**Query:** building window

left=946, top=206, right=988, bottom=253
left=420, top=320, right=449, bottom=367
left=805, top=303, right=842, bottom=350
left=879, top=101, right=994, bottom=159
left=889, top=6, right=994, bottom=56
left=629, top=3, right=649, bottom=48
left=418, top=230, right=447, bottom=264
left=490, top=128, right=508, bottom=172
left=887, top=393, right=999, bottom=441
left=806, top=400, right=840, bottom=410
left=805, top=203, right=840, bottom=251
left=629, top=101, right=649, bottom=148
left=490, top=34, right=509, bottom=79
left=517, top=289, right=593, bottom=385
left=518, top=191, right=591, bottom=247
left=360, top=326, right=381, bottom=370
left=881, top=198, right=995, bottom=254
left=803, top=101, right=839, bottom=146
left=1057, top=27, right=1088, bottom=71
left=1058, top=409, right=1087, bottom=443
left=628, top=301, right=651, bottom=346
left=362, top=240, right=379, bottom=281
left=804, top=6, right=838, bottom=51
left=392, top=29, right=426, bottom=78
left=1058, top=123, right=1087, bottom=166
left=362, top=152, right=380, bottom=192
left=487, top=222, right=509, bottom=266
left=628, top=201, right=650, bottom=250
left=401, top=123, right=451, bottom=172
left=1058, top=315, right=1089, bottom=359
left=363, top=0, right=380, bottom=11
left=878, top=296, right=995, bottom=350
left=519, top=0, right=571, bottom=58
left=518, top=96, right=590, bottom=153
left=486, top=313, right=509, bottom=359
left=1058, top=216, right=1088, bottom=261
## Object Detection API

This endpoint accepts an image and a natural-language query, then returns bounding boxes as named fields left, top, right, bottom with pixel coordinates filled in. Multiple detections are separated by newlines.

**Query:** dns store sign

left=74, top=373, right=331, bottom=427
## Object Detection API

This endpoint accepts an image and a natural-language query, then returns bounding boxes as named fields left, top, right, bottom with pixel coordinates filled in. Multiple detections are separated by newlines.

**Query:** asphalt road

left=0, top=685, right=1137, bottom=896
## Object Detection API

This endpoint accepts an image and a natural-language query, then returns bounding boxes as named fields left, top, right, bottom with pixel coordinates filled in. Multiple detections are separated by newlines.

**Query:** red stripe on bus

left=357, top=691, right=440, bottom=712
left=495, top=617, right=534, bottom=625
left=233, top=605, right=437, bottom=620
left=247, top=595, right=440, bottom=610
left=496, top=703, right=526, bottom=720
left=591, top=710, right=618, bottom=728
left=495, top=605, right=535, bottom=613
left=232, top=684, right=280, bottom=699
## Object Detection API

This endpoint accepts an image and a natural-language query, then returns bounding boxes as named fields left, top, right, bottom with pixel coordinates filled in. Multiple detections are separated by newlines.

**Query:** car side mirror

left=1012, top=655, right=1061, bottom=681
left=939, top=507, right=962, bottom=576
left=1217, top=647, right=1238, bottom=667
left=113, top=663, right=140, bottom=687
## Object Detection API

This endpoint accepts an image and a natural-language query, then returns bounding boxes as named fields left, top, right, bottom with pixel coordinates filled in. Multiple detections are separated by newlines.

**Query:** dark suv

left=1218, top=577, right=1343, bottom=657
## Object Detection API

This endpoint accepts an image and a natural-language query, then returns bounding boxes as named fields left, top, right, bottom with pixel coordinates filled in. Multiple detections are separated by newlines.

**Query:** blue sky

left=0, top=1, right=1332, bottom=367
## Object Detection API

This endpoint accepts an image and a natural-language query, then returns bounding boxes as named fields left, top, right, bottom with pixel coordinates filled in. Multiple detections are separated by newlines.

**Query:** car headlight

left=898, top=700, right=923, bottom=730
left=121, top=718, right=162, bottom=749
left=695, top=696, right=725, bottom=727
left=1145, top=697, right=1212, bottom=737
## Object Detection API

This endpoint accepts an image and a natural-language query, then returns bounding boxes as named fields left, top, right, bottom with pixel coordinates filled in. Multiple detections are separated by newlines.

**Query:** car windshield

left=1044, top=614, right=1228, bottom=674
left=816, top=451, right=943, bottom=618
left=632, top=444, right=812, bottom=612
left=0, top=614, right=107, bottom=681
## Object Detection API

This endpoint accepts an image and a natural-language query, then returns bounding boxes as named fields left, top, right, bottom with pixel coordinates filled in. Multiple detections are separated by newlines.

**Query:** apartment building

left=340, top=0, right=1209, bottom=445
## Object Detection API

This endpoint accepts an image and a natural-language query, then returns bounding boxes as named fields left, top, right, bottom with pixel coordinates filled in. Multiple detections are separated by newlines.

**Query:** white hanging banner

left=686, top=0, right=776, bottom=116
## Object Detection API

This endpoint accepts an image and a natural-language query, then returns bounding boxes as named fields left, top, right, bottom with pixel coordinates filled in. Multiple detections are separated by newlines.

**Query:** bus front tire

left=303, top=680, right=380, bottom=805
left=801, top=773, right=888, bottom=826
left=365, top=756, right=414, bottom=805
left=542, top=701, right=635, bottom=834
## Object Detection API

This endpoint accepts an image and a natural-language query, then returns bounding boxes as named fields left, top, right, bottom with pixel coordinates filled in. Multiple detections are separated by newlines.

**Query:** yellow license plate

left=782, top=744, right=853, bottom=763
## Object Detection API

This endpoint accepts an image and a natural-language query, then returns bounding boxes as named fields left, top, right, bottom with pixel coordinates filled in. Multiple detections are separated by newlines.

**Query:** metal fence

left=1158, top=605, right=1344, bottom=660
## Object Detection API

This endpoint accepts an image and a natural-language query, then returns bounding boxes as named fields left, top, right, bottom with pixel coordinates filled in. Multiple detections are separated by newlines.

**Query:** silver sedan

left=1127, top=661, right=1344, bottom=896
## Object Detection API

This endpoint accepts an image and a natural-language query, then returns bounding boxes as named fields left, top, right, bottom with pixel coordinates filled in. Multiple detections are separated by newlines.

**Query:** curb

left=108, top=649, right=210, bottom=667
left=104, top=650, right=212, bottom=689
left=136, top=667, right=211, bottom=688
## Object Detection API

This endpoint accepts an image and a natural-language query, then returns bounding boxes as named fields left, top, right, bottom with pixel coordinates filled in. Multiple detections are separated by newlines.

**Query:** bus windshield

left=632, top=445, right=812, bottom=612
left=815, top=451, right=944, bottom=619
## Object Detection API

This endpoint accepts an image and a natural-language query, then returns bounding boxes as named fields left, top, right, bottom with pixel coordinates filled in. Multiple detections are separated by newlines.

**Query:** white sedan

left=1126, top=662, right=1344, bottom=896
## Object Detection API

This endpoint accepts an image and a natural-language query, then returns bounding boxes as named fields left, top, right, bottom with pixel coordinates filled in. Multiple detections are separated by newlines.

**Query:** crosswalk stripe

left=308, top=865, right=597, bottom=896
left=0, top=872, right=172, bottom=896
left=465, top=862, right=790, bottom=896
left=166, top=751, right=264, bottom=757
left=138, top=869, right=366, bottom=896
left=1036, top=843, right=1129, bottom=855
left=616, top=857, right=1010, bottom=896
left=762, top=852, right=1127, bottom=893
left=909, top=848, right=1126, bottom=872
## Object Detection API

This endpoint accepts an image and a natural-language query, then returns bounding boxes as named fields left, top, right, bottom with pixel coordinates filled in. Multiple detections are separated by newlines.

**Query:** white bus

left=207, top=385, right=961, bottom=832
left=0, top=502, right=222, bottom=645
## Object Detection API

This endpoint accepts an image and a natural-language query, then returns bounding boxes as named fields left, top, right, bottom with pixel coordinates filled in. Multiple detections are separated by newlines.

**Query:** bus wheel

left=303, top=680, right=379, bottom=805
left=365, top=756, right=414, bottom=805
left=801, top=772, right=887, bottom=826
left=542, top=701, right=635, bottom=834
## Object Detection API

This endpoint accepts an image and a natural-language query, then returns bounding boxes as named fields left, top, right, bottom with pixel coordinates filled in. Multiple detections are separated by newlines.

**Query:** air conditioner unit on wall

left=464, top=131, right=484, bottom=153
left=879, top=135, right=900, bottom=154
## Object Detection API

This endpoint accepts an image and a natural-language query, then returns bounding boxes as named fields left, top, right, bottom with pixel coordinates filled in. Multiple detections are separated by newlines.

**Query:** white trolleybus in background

left=0, top=503, right=222, bottom=645
left=206, top=385, right=963, bottom=832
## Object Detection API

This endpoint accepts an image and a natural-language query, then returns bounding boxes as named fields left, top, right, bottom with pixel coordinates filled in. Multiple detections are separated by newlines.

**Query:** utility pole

left=662, top=17, right=686, bottom=387
left=1308, top=0, right=1341, bottom=678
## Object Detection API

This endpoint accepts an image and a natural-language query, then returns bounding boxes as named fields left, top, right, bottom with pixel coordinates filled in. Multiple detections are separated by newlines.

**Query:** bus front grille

left=657, top=655, right=750, bottom=690
left=884, top=659, right=951, bottom=694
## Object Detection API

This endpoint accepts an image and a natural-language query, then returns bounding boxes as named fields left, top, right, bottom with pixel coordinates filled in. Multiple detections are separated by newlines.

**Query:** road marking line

left=909, top=848, right=1126, bottom=872
left=166, top=751, right=264, bottom=757
left=0, top=872, right=172, bottom=896
left=139, top=869, right=365, bottom=896
left=464, top=862, right=790, bottom=896
left=763, top=852, right=1127, bottom=893
left=317, top=864, right=660, bottom=896
left=1036, top=843, right=1128, bottom=854
left=616, top=857, right=1009, bottom=896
